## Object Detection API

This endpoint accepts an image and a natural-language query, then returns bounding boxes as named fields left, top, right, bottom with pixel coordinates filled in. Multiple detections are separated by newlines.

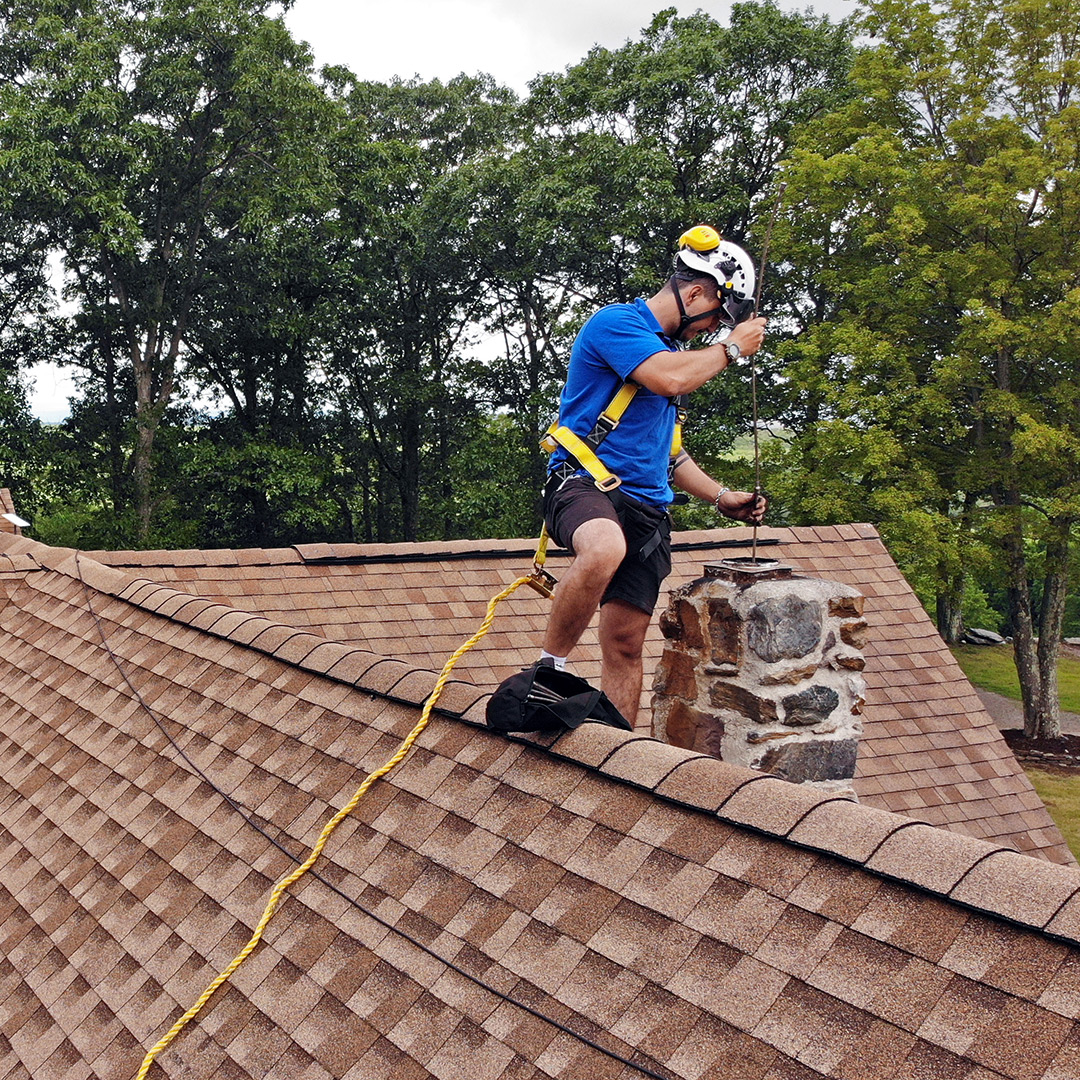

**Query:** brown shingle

left=654, top=755, right=763, bottom=811
left=598, top=738, right=702, bottom=790
left=6, top=527, right=1080, bottom=1080
left=719, top=780, right=849, bottom=838
left=548, top=724, right=651, bottom=769
left=866, top=824, right=1010, bottom=894
left=950, top=851, right=1080, bottom=928
left=789, top=801, right=916, bottom=863
left=86, top=523, right=1072, bottom=862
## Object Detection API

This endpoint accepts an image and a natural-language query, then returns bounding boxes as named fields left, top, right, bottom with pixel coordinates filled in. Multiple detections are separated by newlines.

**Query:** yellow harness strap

left=597, top=381, right=641, bottom=428
left=526, top=523, right=557, bottom=597
left=540, top=381, right=640, bottom=491
left=541, top=380, right=684, bottom=492
left=670, top=402, right=687, bottom=459
left=543, top=425, right=621, bottom=490
left=530, top=382, right=685, bottom=599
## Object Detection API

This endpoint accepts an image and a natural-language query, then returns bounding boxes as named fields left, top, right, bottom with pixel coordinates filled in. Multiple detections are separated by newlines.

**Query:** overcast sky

left=29, top=0, right=856, bottom=421
left=282, top=0, right=855, bottom=92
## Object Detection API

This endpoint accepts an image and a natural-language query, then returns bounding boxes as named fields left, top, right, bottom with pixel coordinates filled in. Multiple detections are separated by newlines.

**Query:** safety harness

left=540, top=382, right=687, bottom=495
left=528, top=382, right=686, bottom=596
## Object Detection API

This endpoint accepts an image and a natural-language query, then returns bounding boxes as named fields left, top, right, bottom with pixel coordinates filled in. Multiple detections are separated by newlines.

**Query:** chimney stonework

left=652, top=561, right=867, bottom=792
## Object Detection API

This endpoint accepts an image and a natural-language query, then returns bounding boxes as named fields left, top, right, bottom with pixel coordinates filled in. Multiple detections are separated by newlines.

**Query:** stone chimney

left=652, top=558, right=867, bottom=793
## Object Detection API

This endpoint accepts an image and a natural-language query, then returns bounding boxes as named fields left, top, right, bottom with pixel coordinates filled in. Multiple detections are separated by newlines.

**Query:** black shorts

left=543, top=477, right=672, bottom=615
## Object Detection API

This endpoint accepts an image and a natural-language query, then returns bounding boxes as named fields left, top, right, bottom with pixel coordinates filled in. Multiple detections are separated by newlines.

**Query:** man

left=540, top=226, right=768, bottom=725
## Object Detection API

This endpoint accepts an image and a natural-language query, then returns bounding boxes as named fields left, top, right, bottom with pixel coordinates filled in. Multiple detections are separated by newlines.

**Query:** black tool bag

left=486, top=662, right=631, bottom=734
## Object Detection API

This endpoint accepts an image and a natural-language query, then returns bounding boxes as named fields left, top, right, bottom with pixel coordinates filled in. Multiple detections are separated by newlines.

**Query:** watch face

left=726, top=341, right=741, bottom=360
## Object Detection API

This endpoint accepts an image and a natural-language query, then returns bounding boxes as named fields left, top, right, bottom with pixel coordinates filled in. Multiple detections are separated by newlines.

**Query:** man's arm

left=672, top=453, right=767, bottom=524
left=630, top=316, right=767, bottom=397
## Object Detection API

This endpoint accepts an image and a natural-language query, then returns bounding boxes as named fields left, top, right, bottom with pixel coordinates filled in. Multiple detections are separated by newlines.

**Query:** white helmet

left=673, top=225, right=756, bottom=329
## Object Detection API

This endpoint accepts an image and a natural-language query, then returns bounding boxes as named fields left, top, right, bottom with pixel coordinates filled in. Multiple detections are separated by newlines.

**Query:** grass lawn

left=951, top=644, right=1080, bottom=859
left=950, top=644, right=1080, bottom=714
left=1025, top=768, right=1080, bottom=861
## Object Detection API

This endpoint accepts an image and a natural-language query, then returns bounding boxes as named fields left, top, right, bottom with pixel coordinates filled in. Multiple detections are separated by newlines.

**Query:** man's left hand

left=717, top=490, right=768, bottom=524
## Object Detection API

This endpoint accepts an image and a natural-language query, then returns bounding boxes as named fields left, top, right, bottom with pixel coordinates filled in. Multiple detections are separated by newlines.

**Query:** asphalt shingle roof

left=3, top=525, right=1080, bottom=1079
left=92, top=523, right=1070, bottom=863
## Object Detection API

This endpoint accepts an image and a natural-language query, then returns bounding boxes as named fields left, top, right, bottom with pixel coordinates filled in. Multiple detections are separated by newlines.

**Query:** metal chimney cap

left=704, top=557, right=794, bottom=585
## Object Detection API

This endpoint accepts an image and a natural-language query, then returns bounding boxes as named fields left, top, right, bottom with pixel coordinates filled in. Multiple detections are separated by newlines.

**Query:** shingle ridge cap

left=0, top=550, right=41, bottom=574
left=291, top=537, right=544, bottom=564
left=22, top=535, right=477, bottom=718
left=0, top=529, right=45, bottom=573
left=471, top=719, right=1080, bottom=942
left=88, top=546, right=294, bottom=567
left=67, top=519, right=884, bottom=572
left=286, top=524, right=869, bottom=566
left=0, top=530, right=54, bottom=561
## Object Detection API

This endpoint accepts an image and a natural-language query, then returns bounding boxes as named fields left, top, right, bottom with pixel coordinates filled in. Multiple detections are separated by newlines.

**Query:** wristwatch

left=722, top=339, right=741, bottom=362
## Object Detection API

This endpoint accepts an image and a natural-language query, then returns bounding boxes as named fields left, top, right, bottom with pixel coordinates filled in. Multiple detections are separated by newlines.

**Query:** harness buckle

left=526, top=567, right=558, bottom=598
left=593, top=413, right=619, bottom=438
left=594, top=474, right=622, bottom=492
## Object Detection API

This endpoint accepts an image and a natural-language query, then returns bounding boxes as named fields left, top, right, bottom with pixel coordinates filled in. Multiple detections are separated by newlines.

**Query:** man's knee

left=600, top=600, right=650, bottom=661
left=570, top=516, right=626, bottom=578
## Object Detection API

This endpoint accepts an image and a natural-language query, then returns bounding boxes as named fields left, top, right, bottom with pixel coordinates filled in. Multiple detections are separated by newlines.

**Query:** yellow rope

left=135, top=573, right=533, bottom=1079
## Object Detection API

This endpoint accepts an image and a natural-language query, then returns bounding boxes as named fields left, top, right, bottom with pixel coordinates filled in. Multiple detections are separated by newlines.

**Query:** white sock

left=540, top=651, right=567, bottom=671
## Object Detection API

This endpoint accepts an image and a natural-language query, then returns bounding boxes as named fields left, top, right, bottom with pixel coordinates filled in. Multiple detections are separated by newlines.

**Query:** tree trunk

left=101, top=324, right=126, bottom=519
left=936, top=574, right=965, bottom=644
left=131, top=335, right=159, bottom=548
left=131, top=323, right=180, bottom=547
left=520, top=284, right=556, bottom=528
left=1002, top=510, right=1044, bottom=737
left=936, top=492, right=978, bottom=645
left=1034, top=519, right=1074, bottom=738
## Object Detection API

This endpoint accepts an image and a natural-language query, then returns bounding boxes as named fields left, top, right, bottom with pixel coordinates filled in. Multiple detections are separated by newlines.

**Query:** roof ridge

left=486, top=720, right=1080, bottom=945
left=7, top=530, right=491, bottom=723
left=86, top=523, right=884, bottom=569
left=0, top=550, right=41, bottom=574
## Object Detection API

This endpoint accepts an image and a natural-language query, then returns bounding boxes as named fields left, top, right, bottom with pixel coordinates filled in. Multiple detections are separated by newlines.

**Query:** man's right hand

left=725, top=315, right=767, bottom=359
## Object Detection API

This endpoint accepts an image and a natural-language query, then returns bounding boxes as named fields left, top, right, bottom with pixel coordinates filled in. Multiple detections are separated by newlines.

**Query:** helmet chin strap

left=671, top=278, right=725, bottom=340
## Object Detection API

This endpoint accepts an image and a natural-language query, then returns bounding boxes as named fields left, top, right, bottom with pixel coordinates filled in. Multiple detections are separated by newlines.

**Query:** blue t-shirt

left=549, top=297, right=678, bottom=506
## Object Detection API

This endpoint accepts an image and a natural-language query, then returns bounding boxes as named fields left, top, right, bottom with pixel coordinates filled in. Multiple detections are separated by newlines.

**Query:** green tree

left=0, top=0, right=334, bottom=544
left=520, top=3, right=856, bottom=471
left=320, top=73, right=517, bottom=542
left=0, top=226, right=51, bottom=515
left=776, top=0, right=1080, bottom=736
left=526, top=4, right=856, bottom=280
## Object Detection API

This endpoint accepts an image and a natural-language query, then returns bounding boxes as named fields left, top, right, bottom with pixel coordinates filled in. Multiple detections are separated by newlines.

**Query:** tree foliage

left=7, top=0, right=1078, bottom=722
left=0, top=0, right=335, bottom=541
left=773, top=0, right=1080, bottom=735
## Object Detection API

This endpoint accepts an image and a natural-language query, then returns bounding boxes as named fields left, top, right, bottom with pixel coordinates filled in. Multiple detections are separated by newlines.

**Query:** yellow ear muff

left=677, top=224, right=722, bottom=252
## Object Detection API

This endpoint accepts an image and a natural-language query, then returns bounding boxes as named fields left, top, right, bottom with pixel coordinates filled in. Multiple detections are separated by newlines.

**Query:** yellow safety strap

left=135, top=572, right=540, bottom=1079
left=540, top=381, right=641, bottom=491
left=598, top=381, right=640, bottom=427
left=541, top=380, right=684, bottom=491
left=670, top=404, right=687, bottom=460
left=544, top=425, right=621, bottom=491
left=526, top=523, right=557, bottom=598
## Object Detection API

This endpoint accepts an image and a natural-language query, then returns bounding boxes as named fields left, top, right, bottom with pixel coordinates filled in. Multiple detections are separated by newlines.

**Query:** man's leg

left=542, top=516, right=626, bottom=658
left=598, top=599, right=652, bottom=726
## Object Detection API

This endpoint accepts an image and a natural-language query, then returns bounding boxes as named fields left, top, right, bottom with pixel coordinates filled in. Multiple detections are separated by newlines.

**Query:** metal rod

left=750, top=183, right=785, bottom=562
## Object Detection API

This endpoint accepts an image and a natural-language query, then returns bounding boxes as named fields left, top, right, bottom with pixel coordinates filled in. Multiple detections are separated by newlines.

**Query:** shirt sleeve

left=581, top=305, right=671, bottom=381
